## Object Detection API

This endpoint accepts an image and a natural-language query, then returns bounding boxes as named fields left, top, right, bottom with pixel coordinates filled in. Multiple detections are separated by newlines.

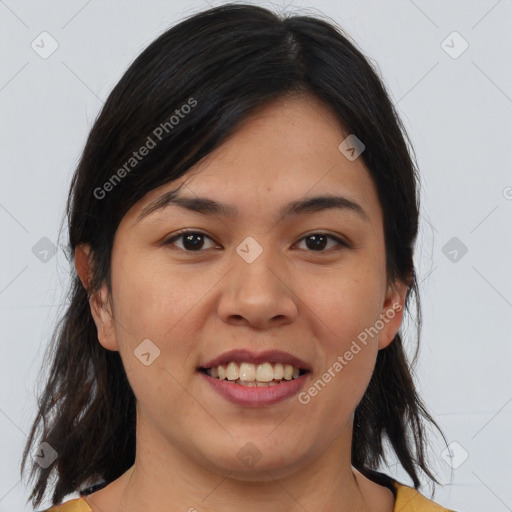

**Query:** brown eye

left=163, top=230, right=350, bottom=254
left=164, top=231, right=217, bottom=251
left=296, top=233, right=350, bottom=252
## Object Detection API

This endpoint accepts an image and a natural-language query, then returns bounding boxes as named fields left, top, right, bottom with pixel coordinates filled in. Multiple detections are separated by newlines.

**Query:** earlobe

left=377, top=280, right=408, bottom=350
left=74, top=244, right=119, bottom=352
left=88, top=284, right=119, bottom=351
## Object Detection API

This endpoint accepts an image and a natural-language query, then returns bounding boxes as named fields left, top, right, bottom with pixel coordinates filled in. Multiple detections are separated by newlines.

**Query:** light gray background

left=1, top=0, right=511, bottom=510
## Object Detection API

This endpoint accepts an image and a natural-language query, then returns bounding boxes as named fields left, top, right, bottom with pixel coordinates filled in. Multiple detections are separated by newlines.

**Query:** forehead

left=123, top=94, right=382, bottom=228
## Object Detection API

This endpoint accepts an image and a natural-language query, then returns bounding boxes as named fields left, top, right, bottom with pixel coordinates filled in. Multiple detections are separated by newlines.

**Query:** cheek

left=110, top=253, right=189, bottom=336
left=299, top=263, right=384, bottom=344
left=295, top=259, right=384, bottom=409
left=109, top=253, right=208, bottom=380
left=300, top=313, right=380, bottom=435
left=109, top=257, right=200, bottom=421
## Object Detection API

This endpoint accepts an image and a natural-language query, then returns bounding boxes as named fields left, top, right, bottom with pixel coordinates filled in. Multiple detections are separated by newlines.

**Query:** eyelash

left=163, top=230, right=351, bottom=253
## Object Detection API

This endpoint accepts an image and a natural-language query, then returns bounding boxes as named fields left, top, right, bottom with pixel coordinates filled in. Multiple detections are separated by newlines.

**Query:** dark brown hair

left=21, top=3, right=449, bottom=508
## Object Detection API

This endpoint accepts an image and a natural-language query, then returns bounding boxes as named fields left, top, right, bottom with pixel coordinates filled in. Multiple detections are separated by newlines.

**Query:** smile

left=201, top=361, right=307, bottom=386
left=199, top=364, right=310, bottom=407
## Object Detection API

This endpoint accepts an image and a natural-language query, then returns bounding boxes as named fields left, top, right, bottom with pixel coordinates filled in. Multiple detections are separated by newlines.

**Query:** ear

left=75, top=244, right=119, bottom=351
left=377, top=278, right=409, bottom=350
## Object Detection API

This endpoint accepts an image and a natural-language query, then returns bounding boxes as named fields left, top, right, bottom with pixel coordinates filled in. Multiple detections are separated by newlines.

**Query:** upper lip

left=200, top=349, right=312, bottom=372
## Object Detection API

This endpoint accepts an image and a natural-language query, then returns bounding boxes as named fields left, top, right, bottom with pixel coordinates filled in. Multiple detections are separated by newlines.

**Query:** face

left=78, top=93, right=407, bottom=480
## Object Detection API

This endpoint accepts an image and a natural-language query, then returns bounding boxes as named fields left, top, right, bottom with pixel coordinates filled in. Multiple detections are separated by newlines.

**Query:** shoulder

left=393, top=480, right=457, bottom=512
left=39, top=497, right=92, bottom=512
left=38, top=477, right=457, bottom=512
left=356, top=467, right=456, bottom=512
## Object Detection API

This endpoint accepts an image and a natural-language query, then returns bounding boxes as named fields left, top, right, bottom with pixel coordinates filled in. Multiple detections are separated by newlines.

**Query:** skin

left=75, top=93, right=407, bottom=512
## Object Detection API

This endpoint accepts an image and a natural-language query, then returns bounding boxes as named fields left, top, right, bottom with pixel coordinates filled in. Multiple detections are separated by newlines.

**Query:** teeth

left=205, top=361, right=304, bottom=384
left=226, top=362, right=239, bottom=381
left=239, top=362, right=255, bottom=381
left=273, top=363, right=284, bottom=380
left=256, top=363, right=274, bottom=382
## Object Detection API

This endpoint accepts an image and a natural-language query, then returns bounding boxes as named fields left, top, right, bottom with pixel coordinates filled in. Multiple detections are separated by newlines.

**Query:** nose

left=216, top=243, right=299, bottom=330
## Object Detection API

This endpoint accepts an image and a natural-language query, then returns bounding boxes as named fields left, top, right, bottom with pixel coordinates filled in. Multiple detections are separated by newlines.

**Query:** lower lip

left=199, top=371, right=310, bottom=407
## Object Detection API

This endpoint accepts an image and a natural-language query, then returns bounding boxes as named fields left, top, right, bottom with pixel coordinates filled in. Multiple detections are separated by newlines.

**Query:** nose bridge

left=217, top=234, right=298, bottom=327
left=233, top=234, right=284, bottom=296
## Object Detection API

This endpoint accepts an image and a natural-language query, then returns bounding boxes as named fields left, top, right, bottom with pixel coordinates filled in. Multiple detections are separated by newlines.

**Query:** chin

left=197, top=441, right=309, bottom=480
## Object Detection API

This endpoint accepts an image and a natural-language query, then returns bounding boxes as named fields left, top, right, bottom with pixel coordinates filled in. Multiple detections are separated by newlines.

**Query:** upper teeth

left=207, top=362, right=301, bottom=382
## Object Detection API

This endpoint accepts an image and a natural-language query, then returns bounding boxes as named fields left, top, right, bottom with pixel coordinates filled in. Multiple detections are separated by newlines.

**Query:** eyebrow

left=136, top=187, right=370, bottom=224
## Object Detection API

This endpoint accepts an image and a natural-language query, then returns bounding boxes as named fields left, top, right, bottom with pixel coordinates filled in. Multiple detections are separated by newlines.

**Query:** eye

left=163, top=230, right=350, bottom=253
left=163, top=230, right=218, bottom=252
left=295, top=233, right=350, bottom=252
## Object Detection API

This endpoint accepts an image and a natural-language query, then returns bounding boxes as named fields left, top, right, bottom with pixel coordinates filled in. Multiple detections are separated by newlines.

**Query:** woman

left=21, top=4, right=456, bottom=511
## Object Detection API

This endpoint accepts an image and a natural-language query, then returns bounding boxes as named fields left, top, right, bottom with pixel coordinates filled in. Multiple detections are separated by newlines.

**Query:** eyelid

left=295, top=232, right=352, bottom=250
left=163, top=229, right=352, bottom=252
left=163, top=229, right=219, bottom=249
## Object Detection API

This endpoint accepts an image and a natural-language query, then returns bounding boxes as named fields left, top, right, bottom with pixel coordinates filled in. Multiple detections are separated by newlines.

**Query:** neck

left=85, top=412, right=381, bottom=512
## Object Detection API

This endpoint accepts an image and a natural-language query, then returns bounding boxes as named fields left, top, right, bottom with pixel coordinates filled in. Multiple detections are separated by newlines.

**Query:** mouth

left=199, top=362, right=309, bottom=387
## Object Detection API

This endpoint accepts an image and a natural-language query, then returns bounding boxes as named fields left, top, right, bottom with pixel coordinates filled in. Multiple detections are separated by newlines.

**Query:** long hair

left=21, top=3, right=449, bottom=508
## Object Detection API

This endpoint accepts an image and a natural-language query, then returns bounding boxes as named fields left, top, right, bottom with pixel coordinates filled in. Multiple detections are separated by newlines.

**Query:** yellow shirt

left=44, top=479, right=456, bottom=511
